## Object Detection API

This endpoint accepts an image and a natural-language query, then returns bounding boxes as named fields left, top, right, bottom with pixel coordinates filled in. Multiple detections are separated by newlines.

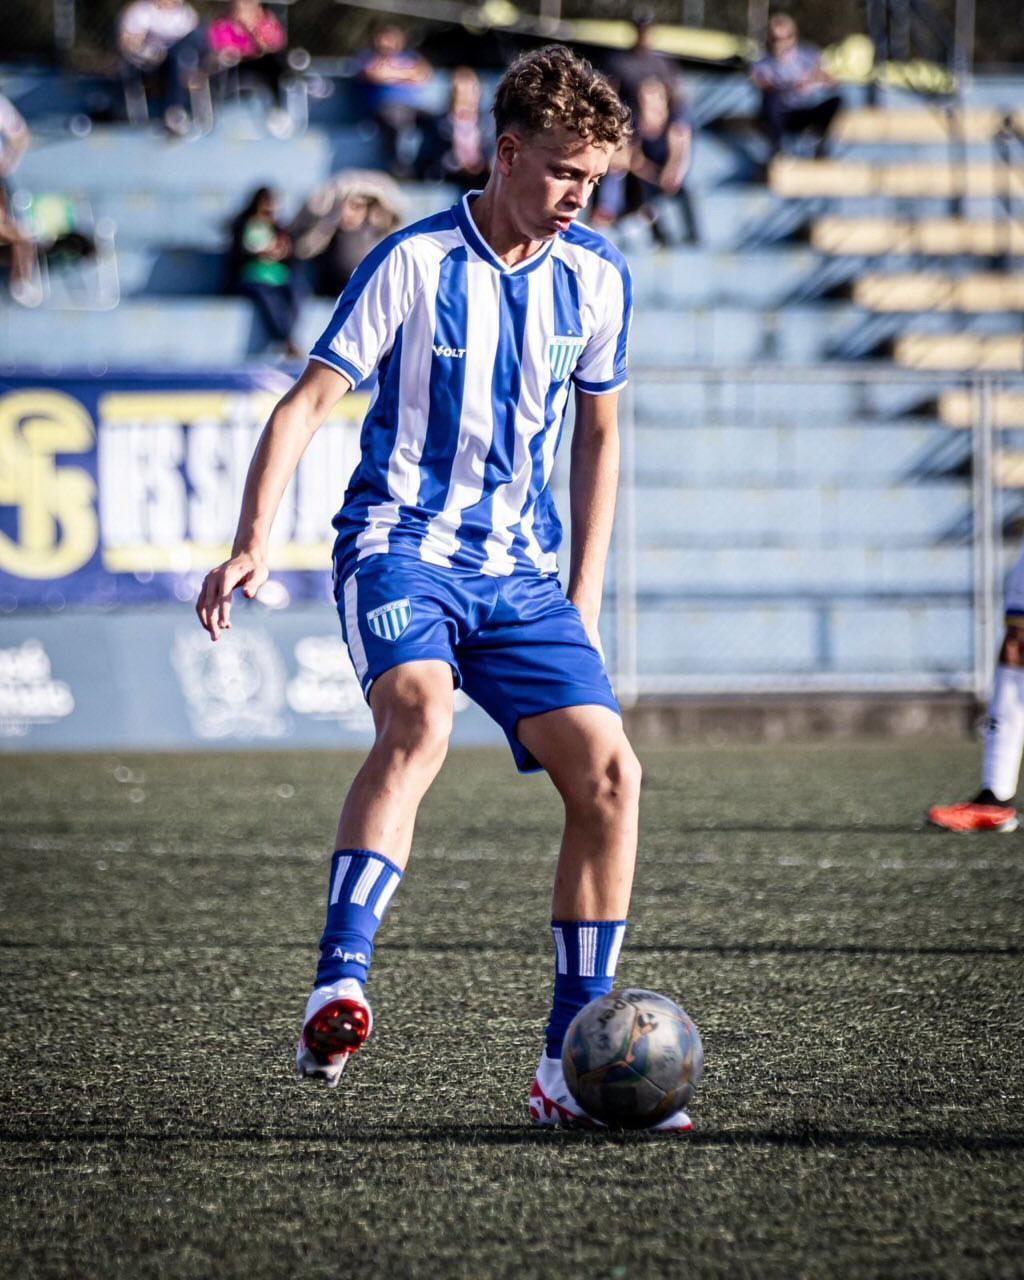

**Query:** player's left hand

left=195, top=551, right=269, bottom=642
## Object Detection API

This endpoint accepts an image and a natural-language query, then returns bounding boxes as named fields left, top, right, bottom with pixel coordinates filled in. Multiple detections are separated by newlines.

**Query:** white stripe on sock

left=372, top=870, right=401, bottom=919
left=604, top=924, right=625, bottom=978
left=578, top=926, right=597, bottom=978
left=329, top=855, right=352, bottom=906
left=553, top=927, right=567, bottom=975
left=350, top=859, right=384, bottom=907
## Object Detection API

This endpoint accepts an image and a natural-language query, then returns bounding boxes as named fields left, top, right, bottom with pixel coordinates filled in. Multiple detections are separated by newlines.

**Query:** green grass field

left=2, top=740, right=1023, bottom=1279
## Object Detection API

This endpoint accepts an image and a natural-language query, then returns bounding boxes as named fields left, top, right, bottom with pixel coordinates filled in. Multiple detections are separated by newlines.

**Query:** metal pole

left=538, top=0, right=561, bottom=32
left=747, top=0, right=769, bottom=44
left=614, top=382, right=639, bottom=709
left=53, top=0, right=75, bottom=59
left=953, top=0, right=976, bottom=78
left=971, top=376, right=997, bottom=703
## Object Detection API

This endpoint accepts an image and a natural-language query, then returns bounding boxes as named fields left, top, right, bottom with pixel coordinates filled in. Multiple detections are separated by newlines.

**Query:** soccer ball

left=561, top=988, right=703, bottom=1129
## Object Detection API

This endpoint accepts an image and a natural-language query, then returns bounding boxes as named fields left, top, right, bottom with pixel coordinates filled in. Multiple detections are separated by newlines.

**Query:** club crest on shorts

left=366, top=598, right=412, bottom=641
left=548, top=337, right=586, bottom=383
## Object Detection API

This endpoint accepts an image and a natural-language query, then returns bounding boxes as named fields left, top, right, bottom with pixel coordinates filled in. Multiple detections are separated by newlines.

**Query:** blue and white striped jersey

left=310, top=191, right=632, bottom=580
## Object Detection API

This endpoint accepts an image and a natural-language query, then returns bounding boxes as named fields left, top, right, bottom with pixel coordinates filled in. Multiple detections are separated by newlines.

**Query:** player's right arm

left=196, top=360, right=350, bottom=641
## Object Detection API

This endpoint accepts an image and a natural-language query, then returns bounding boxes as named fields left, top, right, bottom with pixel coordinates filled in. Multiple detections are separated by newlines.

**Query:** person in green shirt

left=230, top=185, right=301, bottom=358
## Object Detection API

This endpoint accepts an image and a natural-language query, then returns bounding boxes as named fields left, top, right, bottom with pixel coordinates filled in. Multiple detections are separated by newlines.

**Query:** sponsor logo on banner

left=366, top=598, right=412, bottom=642
left=0, top=391, right=98, bottom=579
left=0, top=640, right=74, bottom=737
left=172, top=629, right=287, bottom=739
left=548, top=337, right=585, bottom=383
left=285, top=636, right=373, bottom=729
left=0, top=377, right=370, bottom=605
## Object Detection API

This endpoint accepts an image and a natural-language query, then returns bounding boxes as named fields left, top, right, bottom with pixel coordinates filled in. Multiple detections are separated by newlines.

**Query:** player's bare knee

left=375, top=698, right=452, bottom=768
left=559, top=741, right=641, bottom=823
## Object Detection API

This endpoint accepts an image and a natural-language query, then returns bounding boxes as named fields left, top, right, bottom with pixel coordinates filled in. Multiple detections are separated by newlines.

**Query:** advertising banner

left=0, top=605, right=502, bottom=752
left=0, top=368, right=370, bottom=608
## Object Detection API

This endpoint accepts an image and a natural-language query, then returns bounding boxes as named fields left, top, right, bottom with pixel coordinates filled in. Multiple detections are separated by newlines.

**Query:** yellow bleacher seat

left=994, top=453, right=1024, bottom=487
left=854, top=273, right=1024, bottom=312
left=894, top=334, right=1024, bottom=371
left=771, top=157, right=1024, bottom=199
left=939, top=389, right=1024, bottom=428
left=833, top=107, right=1024, bottom=145
left=812, top=216, right=1024, bottom=256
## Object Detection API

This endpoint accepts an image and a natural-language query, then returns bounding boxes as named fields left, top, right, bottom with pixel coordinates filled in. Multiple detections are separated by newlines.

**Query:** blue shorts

left=335, top=556, right=620, bottom=773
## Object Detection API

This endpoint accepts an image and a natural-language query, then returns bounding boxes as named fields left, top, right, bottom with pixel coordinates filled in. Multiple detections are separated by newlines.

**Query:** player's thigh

left=517, top=704, right=641, bottom=808
left=458, top=581, right=620, bottom=773
left=368, top=659, right=456, bottom=751
left=337, top=558, right=460, bottom=698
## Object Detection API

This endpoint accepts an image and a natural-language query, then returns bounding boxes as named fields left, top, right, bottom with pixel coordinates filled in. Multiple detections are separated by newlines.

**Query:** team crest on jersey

left=548, top=337, right=586, bottom=382
left=366, top=598, right=412, bottom=641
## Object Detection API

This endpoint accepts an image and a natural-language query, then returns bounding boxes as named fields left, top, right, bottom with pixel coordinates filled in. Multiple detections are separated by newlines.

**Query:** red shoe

left=295, top=979, right=372, bottom=1087
left=927, top=794, right=1018, bottom=832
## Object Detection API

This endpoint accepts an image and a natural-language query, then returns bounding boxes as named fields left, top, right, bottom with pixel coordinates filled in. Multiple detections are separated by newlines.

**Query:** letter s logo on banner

left=0, top=391, right=98, bottom=579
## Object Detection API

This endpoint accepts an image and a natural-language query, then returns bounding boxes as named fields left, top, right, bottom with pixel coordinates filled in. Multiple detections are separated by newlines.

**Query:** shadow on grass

left=3, top=939, right=1020, bottom=957
left=4, top=1126, right=1024, bottom=1154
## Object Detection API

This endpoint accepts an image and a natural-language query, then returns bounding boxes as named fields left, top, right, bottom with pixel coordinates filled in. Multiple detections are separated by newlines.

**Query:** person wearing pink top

left=209, top=0, right=288, bottom=110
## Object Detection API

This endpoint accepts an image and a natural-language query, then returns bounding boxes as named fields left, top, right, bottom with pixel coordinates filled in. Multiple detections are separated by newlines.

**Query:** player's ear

left=495, top=131, right=519, bottom=177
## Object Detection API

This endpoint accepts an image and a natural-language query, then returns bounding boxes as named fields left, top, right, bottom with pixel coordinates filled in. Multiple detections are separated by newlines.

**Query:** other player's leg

left=928, top=624, right=1024, bottom=832
left=297, top=660, right=454, bottom=1084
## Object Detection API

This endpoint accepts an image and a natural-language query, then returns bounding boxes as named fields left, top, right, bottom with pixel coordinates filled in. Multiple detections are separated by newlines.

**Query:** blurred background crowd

left=2, top=0, right=1024, bottom=750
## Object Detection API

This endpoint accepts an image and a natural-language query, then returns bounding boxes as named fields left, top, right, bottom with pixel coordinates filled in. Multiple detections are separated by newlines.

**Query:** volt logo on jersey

left=548, top=338, right=586, bottom=382
left=366, top=597, right=413, bottom=640
left=433, top=344, right=466, bottom=358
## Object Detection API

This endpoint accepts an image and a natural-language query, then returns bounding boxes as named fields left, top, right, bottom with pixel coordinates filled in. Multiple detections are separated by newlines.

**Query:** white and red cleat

left=528, top=1054, right=693, bottom=1133
left=530, top=1054, right=606, bottom=1129
left=927, top=796, right=1019, bottom=833
left=295, top=978, right=372, bottom=1087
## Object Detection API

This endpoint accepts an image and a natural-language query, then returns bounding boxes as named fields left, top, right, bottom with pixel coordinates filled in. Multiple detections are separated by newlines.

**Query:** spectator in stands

left=208, top=0, right=291, bottom=135
left=291, top=170, right=404, bottom=297
left=354, top=22, right=432, bottom=178
left=117, top=0, right=206, bottom=135
left=230, top=186, right=302, bottom=358
left=0, top=93, right=40, bottom=306
left=627, top=75, right=699, bottom=245
left=751, top=12, right=842, bottom=158
left=415, top=66, right=492, bottom=189
left=606, top=12, right=685, bottom=123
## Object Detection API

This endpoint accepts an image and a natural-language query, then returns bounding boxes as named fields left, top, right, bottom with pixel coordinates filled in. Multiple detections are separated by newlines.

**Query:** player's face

left=499, top=126, right=614, bottom=241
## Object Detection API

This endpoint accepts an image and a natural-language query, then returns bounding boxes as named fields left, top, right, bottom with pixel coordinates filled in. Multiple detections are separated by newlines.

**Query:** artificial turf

left=1, top=741, right=1023, bottom=1278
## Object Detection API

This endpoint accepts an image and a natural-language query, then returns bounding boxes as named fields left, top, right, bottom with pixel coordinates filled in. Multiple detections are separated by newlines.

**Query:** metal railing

left=603, top=366, right=1022, bottom=706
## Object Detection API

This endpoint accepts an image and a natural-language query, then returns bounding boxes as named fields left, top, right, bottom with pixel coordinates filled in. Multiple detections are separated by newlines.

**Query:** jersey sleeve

left=571, top=258, right=632, bottom=396
left=309, top=238, right=416, bottom=388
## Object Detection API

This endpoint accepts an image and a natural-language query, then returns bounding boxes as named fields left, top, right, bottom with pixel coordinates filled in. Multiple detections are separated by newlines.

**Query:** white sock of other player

left=981, top=665, right=1024, bottom=803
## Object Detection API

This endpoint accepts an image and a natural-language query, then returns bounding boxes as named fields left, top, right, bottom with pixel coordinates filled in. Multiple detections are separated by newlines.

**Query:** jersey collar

left=453, top=191, right=557, bottom=276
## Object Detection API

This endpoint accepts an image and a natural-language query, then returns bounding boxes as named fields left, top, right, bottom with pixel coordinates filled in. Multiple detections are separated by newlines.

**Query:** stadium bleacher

left=2, top=59, right=1024, bottom=688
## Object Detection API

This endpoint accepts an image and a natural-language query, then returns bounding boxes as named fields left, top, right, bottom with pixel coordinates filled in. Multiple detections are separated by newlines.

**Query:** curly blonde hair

left=492, top=45, right=632, bottom=147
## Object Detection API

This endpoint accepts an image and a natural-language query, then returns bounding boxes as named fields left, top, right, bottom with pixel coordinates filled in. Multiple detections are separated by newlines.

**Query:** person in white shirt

left=117, top=0, right=204, bottom=133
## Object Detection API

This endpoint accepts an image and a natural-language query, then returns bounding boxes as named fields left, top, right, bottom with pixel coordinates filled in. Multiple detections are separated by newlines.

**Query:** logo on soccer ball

left=366, top=598, right=412, bottom=641
left=548, top=337, right=585, bottom=383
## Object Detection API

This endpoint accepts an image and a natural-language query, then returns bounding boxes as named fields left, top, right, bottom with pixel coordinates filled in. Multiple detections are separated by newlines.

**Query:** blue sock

left=544, top=919, right=627, bottom=1059
left=315, top=848, right=404, bottom=989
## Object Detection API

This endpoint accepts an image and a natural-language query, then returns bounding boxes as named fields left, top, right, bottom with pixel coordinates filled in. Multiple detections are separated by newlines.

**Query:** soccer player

left=928, top=557, right=1024, bottom=832
left=196, top=45, right=691, bottom=1132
